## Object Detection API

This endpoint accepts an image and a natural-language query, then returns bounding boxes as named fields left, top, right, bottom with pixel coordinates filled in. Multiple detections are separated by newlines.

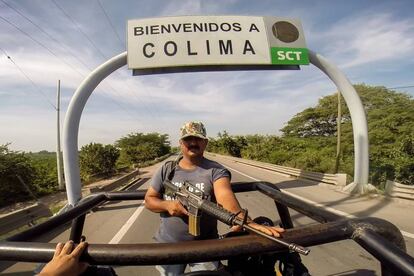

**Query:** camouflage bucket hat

left=180, top=121, right=208, bottom=140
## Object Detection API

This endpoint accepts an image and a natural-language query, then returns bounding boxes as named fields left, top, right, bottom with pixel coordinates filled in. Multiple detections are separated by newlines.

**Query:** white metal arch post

left=309, top=50, right=374, bottom=194
left=62, top=50, right=370, bottom=206
left=63, top=52, right=127, bottom=205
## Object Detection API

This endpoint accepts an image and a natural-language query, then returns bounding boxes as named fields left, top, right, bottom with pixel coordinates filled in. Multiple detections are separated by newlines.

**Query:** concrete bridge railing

left=385, top=180, right=414, bottom=201
left=207, top=153, right=347, bottom=186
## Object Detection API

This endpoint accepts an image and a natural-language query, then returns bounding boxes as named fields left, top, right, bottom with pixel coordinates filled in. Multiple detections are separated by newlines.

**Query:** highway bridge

left=1, top=154, right=413, bottom=275
left=1, top=11, right=413, bottom=276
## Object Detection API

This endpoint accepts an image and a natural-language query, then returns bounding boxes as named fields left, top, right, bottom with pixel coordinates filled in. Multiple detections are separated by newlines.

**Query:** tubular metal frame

left=63, top=50, right=370, bottom=206
left=1, top=182, right=413, bottom=275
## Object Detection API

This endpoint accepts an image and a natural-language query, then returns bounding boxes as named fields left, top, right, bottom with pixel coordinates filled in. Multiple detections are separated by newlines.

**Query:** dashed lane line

left=225, top=164, right=414, bottom=240
left=109, top=202, right=146, bottom=244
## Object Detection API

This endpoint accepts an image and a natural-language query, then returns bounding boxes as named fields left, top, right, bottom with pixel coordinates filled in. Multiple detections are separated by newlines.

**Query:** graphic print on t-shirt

left=164, top=181, right=206, bottom=200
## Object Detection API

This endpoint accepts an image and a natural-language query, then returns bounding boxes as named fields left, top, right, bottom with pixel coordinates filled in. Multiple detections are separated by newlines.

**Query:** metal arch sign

left=127, top=16, right=308, bottom=74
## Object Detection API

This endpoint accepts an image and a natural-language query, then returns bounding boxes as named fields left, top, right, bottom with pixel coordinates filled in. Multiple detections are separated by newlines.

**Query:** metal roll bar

left=0, top=218, right=402, bottom=265
left=1, top=182, right=413, bottom=275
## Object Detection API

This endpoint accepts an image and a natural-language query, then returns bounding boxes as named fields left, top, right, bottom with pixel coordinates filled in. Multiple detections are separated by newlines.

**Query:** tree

left=281, top=84, right=413, bottom=140
left=116, top=132, right=171, bottom=166
left=0, top=144, right=36, bottom=206
left=208, top=84, right=413, bottom=187
left=28, top=152, right=59, bottom=195
left=279, top=84, right=413, bottom=179
left=280, top=93, right=343, bottom=137
left=79, top=143, right=120, bottom=181
left=207, top=131, right=247, bottom=157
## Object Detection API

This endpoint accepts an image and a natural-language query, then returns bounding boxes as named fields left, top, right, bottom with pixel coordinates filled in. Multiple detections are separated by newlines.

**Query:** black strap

left=166, top=161, right=177, bottom=181
left=162, top=155, right=183, bottom=182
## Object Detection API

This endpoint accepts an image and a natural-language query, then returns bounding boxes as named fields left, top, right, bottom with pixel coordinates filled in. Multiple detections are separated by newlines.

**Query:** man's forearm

left=145, top=196, right=188, bottom=217
left=145, top=196, right=171, bottom=213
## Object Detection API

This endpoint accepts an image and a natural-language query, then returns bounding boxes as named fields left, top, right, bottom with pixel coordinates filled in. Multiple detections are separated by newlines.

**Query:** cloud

left=0, top=105, right=56, bottom=151
left=1, top=1, right=414, bottom=151
left=0, top=51, right=85, bottom=89
left=160, top=0, right=202, bottom=16
left=314, top=13, right=414, bottom=68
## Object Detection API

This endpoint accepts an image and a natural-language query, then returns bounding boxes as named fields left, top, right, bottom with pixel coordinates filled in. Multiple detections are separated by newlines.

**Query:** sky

left=1, top=0, right=413, bottom=152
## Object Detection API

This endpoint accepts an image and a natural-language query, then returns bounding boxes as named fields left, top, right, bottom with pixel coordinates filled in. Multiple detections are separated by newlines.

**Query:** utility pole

left=334, top=91, right=342, bottom=173
left=56, top=80, right=65, bottom=190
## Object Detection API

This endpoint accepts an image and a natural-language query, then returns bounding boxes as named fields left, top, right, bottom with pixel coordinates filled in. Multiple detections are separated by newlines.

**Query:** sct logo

left=270, top=47, right=309, bottom=65
left=276, top=50, right=303, bottom=61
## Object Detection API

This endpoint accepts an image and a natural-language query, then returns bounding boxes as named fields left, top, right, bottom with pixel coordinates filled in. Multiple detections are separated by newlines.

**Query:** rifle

left=163, top=180, right=310, bottom=255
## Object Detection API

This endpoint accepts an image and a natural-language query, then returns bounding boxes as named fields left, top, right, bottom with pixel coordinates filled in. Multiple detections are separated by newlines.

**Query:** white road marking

left=401, top=230, right=414, bottom=239
left=109, top=202, right=146, bottom=244
left=226, top=165, right=260, bottom=181
left=225, top=165, right=414, bottom=239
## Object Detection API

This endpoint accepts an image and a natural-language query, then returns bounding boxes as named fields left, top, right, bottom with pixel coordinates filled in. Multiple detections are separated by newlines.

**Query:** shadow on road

left=127, top=177, right=150, bottom=190
left=276, top=178, right=318, bottom=189
left=273, top=180, right=391, bottom=220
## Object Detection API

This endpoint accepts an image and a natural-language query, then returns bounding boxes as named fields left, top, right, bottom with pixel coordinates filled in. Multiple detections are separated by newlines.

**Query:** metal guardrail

left=89, top=154, right=174, bottom=193
left=89, top=153, right=176, bottom=193
left=385, top=180, right=414, bottom=201
left=208, top=153, right=347, bottom=186
left=0, top=170, right=141, bottom=237
left=88, top=169, right=140, bottom=193
left=0, top=203, right=52, bottom=236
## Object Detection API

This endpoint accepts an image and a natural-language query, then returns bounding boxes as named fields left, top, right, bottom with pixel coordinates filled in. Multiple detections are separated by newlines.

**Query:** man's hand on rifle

left=166, top=200, right=189, bottom=217
left=230, top=216, right=285, bottom=237
left=245, top=222, right=285, bottom=238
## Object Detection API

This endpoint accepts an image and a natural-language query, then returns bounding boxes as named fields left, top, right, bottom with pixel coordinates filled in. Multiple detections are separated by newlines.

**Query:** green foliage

left=209, top=84, right=413, bottom=187
left=357, top=85, right=413, bottom=186
left=27, top=152, right=59, bottom=195
left=0, top=145, right=59, bottom=207
left=0, top=144, right=36, bottom=206
left=79, top=143, right=120, bottom=181
left=116, top=132, right=171, bottom=166
left=207, top=131, right=246, bottom=157
left=1, top=131, right=172, bottom=207
left=279, top=84, right=413, bottom=186
left=281, top=95, right=340, bottom=137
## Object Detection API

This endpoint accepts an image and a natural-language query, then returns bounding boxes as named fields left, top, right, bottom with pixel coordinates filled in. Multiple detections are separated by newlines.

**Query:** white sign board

left=127, top=16, right=308, bottom=73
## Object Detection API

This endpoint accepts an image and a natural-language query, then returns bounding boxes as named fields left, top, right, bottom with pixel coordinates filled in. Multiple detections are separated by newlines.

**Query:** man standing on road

left=145, top=121, right=284, bottom=275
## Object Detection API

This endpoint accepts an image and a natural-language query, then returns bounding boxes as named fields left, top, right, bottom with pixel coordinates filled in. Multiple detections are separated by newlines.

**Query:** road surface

left=1, top=155, right=412, bottom=275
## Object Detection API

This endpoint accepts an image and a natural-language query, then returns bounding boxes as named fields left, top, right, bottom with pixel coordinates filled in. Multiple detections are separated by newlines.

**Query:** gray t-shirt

left=151, top=157, right=231, bottom=242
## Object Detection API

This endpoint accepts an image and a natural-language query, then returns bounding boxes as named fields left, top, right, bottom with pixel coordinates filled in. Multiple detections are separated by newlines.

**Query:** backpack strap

left=161, top=154, right=183, bottom=183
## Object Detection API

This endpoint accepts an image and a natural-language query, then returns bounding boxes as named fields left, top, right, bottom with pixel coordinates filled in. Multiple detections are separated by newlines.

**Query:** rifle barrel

left=243, top=224, right=310, bottom=256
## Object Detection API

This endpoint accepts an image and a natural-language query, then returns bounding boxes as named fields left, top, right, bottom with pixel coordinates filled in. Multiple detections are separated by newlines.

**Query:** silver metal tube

left=62, top=52, right=127, bottom=205
left=309, top=50, right=370, bottom=194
